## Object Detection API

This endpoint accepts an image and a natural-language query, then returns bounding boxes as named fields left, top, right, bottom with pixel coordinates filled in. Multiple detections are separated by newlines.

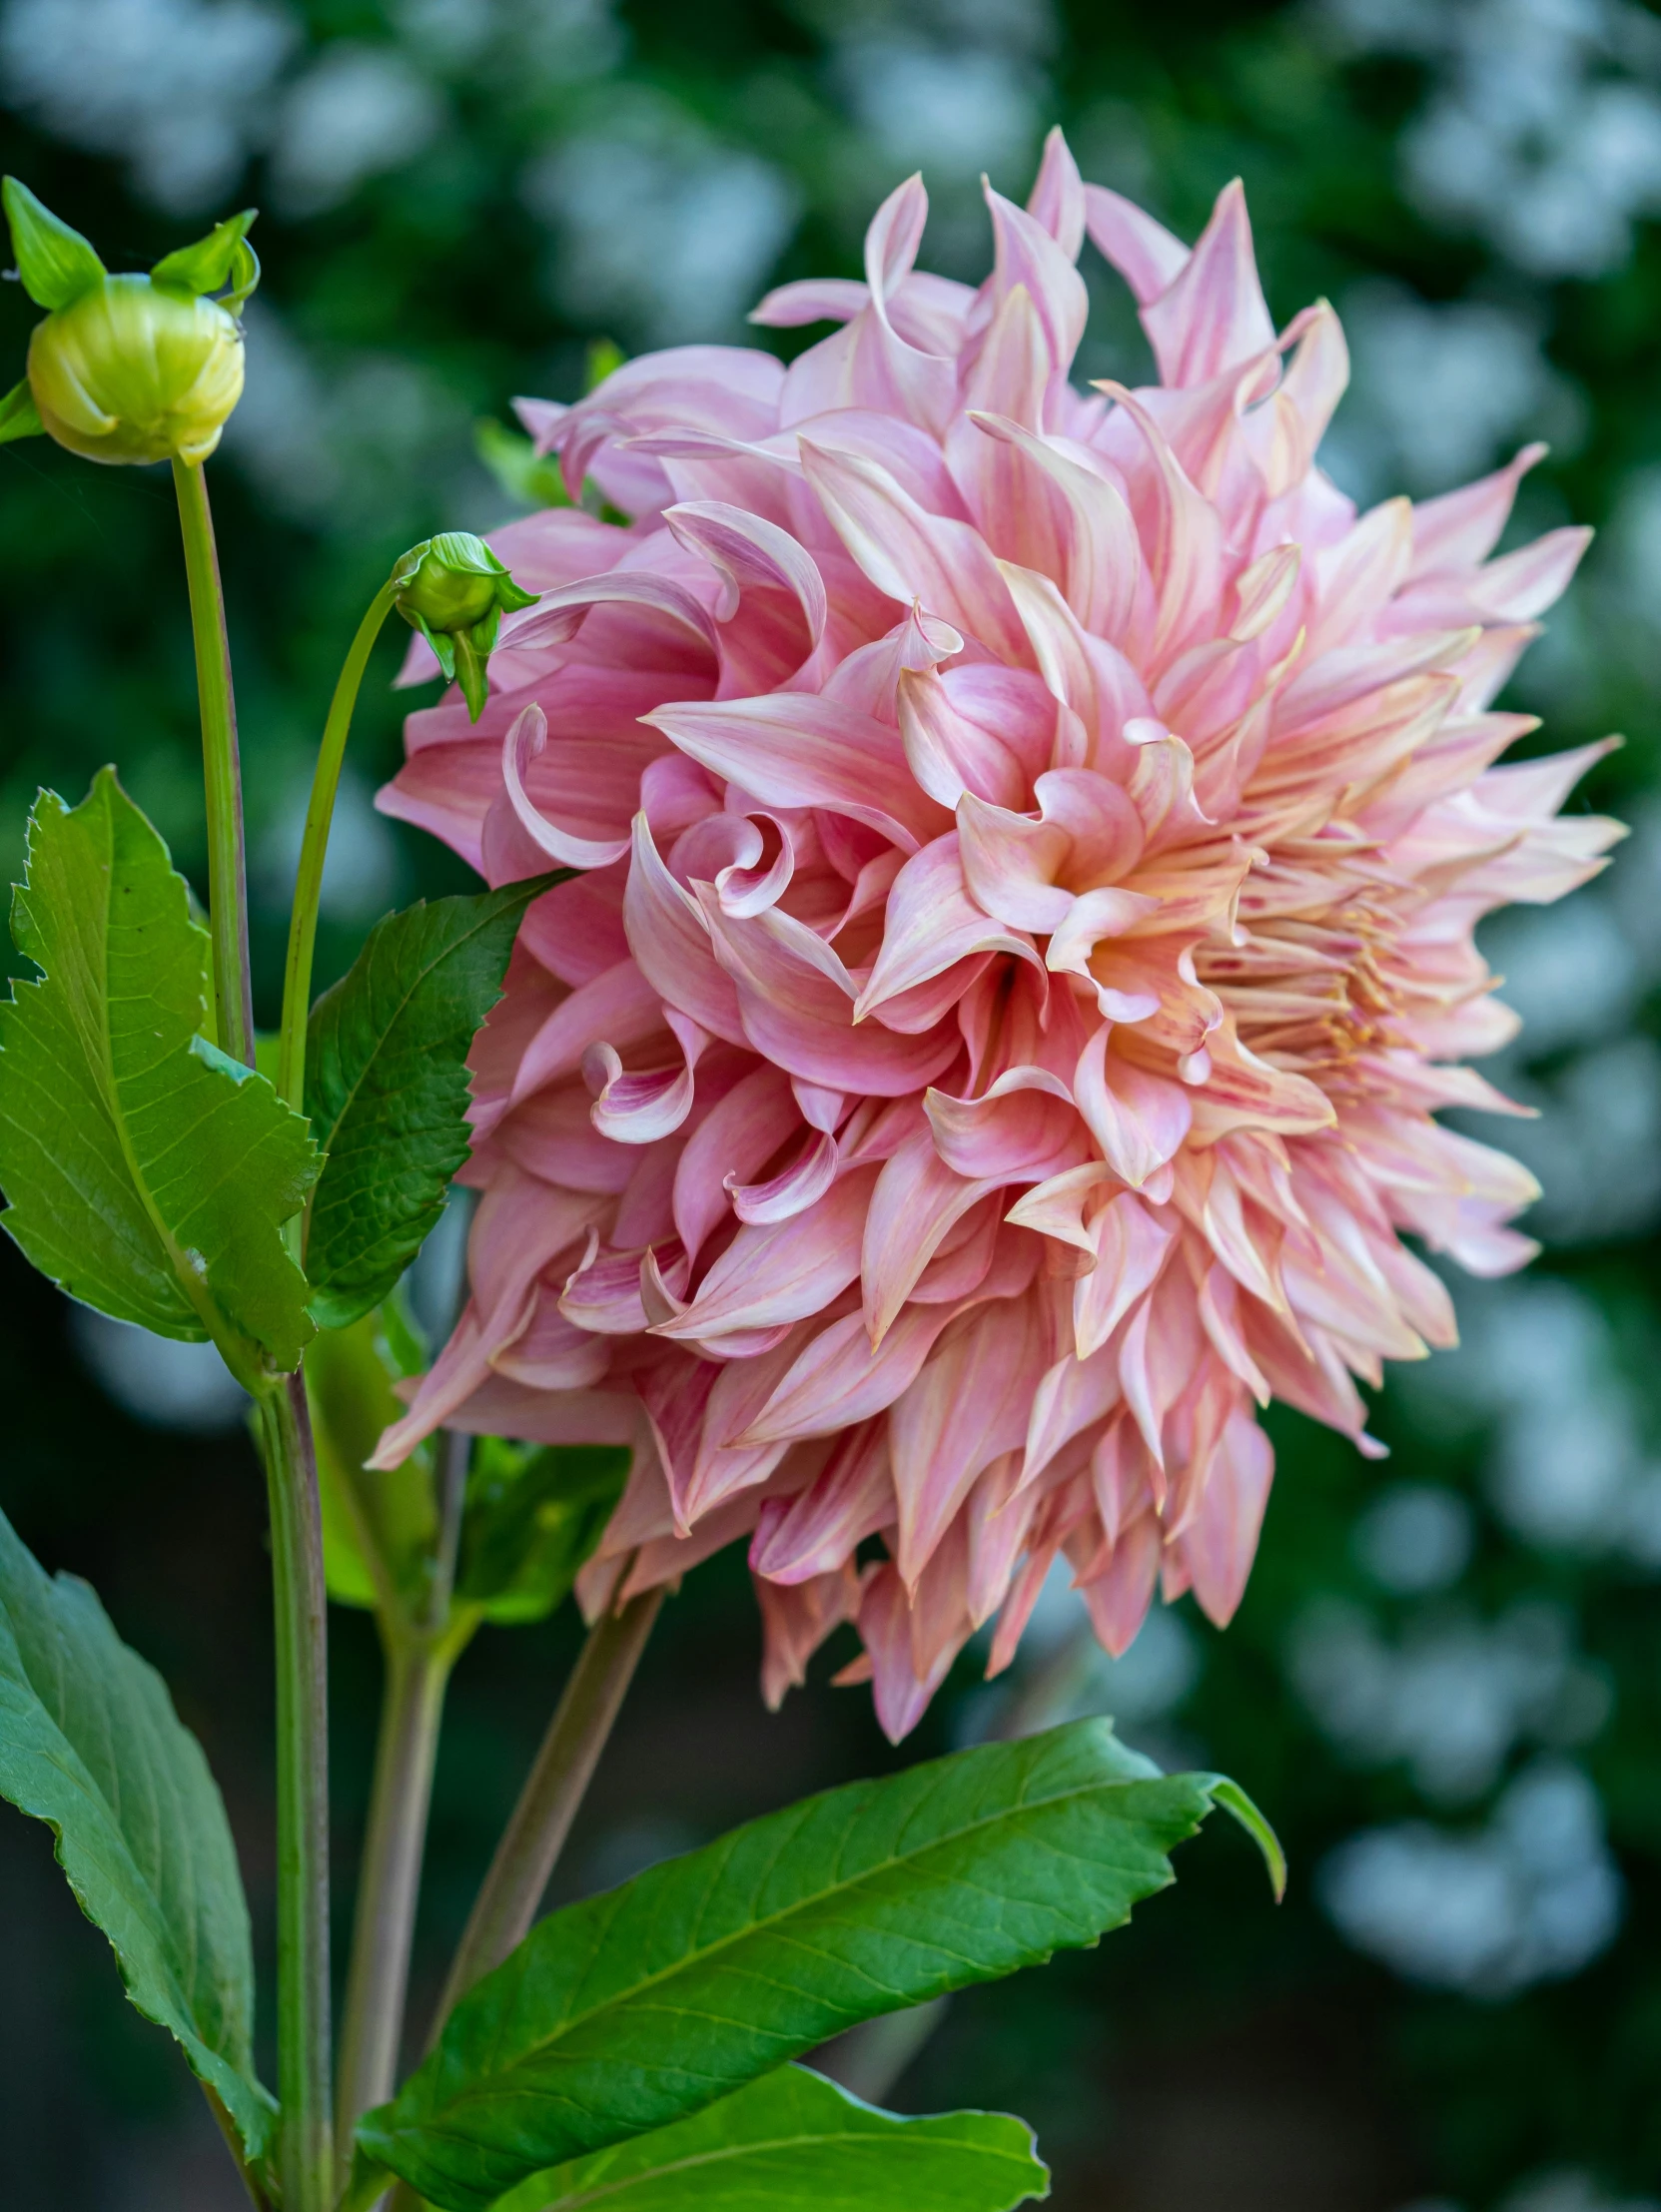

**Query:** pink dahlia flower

left=373, top=132, right=1619, bottom=1740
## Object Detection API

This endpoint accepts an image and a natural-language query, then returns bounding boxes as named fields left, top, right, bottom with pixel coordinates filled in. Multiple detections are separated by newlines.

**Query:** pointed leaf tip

left=2, top=177, right=105, bottom=309
left=0, top=377, right=43, bottom=444
left=1208, top=1777, right=1285, bottom=1901
left=151, top=208, right=259, bottom=302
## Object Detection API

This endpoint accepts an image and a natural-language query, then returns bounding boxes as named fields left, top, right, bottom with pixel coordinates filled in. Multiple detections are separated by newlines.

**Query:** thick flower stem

left=171, top=456, right=255, bottom=1070
left=277, top=578, right=398, bottom=1113
left=258, top=1373, right=334, bottom=2212
left=334, top=1634, right=450, bottom=2162
left=430, top=1586, right=663, bottom=2033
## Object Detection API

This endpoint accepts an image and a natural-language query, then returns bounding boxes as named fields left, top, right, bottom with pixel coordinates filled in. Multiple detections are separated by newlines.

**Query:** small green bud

left=1, top=181, right=257, bottom=468
left=393, top=532, right=539, bottom=723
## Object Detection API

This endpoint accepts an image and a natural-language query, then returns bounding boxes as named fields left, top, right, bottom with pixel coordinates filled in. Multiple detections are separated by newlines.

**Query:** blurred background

left=0, top=0, right=1658, bottom=2205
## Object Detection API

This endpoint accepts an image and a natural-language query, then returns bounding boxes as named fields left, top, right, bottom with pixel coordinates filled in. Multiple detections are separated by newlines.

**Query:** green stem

left=277, top=579, right=398, bottom=1114
left=172, top=456, right=255, bottom=1070
left=429, top=1586, right=662, bottom=2035
left=334, top=1430, right=474, bottom=2168
left=259, top=1374, right=334, bottom=2212
left=334, top=1634, right=450, bottom=2163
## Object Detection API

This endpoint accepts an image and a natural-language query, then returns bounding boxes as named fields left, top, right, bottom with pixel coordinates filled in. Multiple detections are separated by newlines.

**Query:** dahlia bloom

left=373, top=132, right=1618, bottom=1740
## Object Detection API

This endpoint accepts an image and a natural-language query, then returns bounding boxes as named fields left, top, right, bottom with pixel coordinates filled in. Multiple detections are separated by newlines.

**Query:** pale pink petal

left=750, top=1422, right=893, bottom=1582
left=1140, top=179, right=1275, bottom=388
left=652, top=1165, right=878, bottom=1343
left=646, top=692, right=946, bottom=854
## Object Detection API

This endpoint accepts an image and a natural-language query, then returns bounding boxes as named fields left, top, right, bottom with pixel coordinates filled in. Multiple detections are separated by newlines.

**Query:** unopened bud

left=2, top=182, right=258, bottom=468
left=393, top=532, right=539, bottom=722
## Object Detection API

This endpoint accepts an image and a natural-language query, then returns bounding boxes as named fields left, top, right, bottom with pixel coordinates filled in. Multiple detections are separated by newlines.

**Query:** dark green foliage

left=304, top=875, right=561, bottom=1328
left=456, top=1437, right=628, bottom=1627
left=487, top=2064, right=1050, bottom=2212
left=0, top=771, right=317, bottom=1379
left=355, top=1723, right=1263, bottom=2210
left=0, top=1501, right=271, bottom=2162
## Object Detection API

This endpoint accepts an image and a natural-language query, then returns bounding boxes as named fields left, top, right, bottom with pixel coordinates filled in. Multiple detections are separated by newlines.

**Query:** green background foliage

left=0, top=3, right=1657, bottom=2210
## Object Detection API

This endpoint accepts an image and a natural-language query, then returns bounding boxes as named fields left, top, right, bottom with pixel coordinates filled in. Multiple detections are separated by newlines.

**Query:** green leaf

left=303, top=876, right=563, bottom=1329
left=150, top=208, right=258, bottom=300
left=456, top=1439, right=627, bottom=1626
left=0, top=377, right=43, bottom=443
left=307, top=1303, right=437, bottom=1614
left=0, top=772, right=318, bottom=1379
left=355, top=1721, right=1249, bottom=2211
left=0, top=1501, right=274, bottom=2163
left=476, top=417, right=573, bottom=511
left=490, top=2065, right=1049, bottom=2212
left=2, top=176, right=106, bottom=308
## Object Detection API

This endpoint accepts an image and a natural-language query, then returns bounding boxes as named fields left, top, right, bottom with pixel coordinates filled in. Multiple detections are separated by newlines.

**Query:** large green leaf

left=0, top=771, right=317, bottom=1380
left=0, top=1502, right=274, bottom=2164
left=490, top=2065, right=1048, bottom=2212
left=355, top=1720, right=1274, bottom=2211
left=304, top=876, right=563, bottom=1329
left=456, top=1438, right=627, bottom=1627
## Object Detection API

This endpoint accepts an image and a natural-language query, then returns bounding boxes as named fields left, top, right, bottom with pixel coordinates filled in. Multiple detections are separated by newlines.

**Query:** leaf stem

left=258, top=1373, right=334, bottom=2212
left=277, top=578, right=398, bottom=1113
left=171, top=456, right=255, bottom=1070
left=429, top=1585, right=662, bottom=2033
left=334, top=1634, right=450, bottom=2165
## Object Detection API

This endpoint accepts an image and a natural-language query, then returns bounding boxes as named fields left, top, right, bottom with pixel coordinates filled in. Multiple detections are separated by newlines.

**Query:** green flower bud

left=28, top=277, right=245, bottom=466
left=1, top=181, right=258, bottom=468
left=393, top=532, right=539, bottom=723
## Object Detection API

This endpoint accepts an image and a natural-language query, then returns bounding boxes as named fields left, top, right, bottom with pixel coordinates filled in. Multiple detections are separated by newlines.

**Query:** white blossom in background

left=224, top=303, right=473, bottom=537
left=71, top=1310, right=248, bottom=1431
left=1504, top=2176, right=1661, bottom=2212
left=1289, top=1597, right=1608, bottom=1803
left=1401, top=2173, right=1661, bottom=2212
left=1400, top=1276, right=1661, bottom=1565
left=1320, top=1761, right=1622, bottom=1996
left=1321, top=282, right=1583, bottom=502
left=258, top=769, right=400, bottom=925
left=392, top=0, right=622, bottom=77
left=270, top=41, right=443, bottom=215
left=0, top=0, right=297, bottom=210
left=521, top=98, right=800, bottom=345
left=832, top=42, right=1046, bottom=179
left=1323, top=0, right=1661, bottom=277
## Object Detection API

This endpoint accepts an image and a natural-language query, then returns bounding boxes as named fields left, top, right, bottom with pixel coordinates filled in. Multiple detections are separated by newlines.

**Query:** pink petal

left=1082, top=184, right=1189, bottom=306
left=1072, top=1190, right=1176, bottom=1359
left=1026, top=126, right=1087, bottom=260
left=702, top=894, right=963, bottom=1098
left=1140, top=178, right=1275, bottom=389
left=1074, top=1032, right=1193, bottom=1188
left=646, top=691, right=945, bottom=854
left=751, top=1422, right=893, bottom=1581
left=653, top=1165, right=878, bottom=1343
left=799, top=437, right=1031, bottom=664
left=1409, top=442, right=1547, bottom=577
left=856, top=834, right=1045, bottom=1020
left=509, top=957, right=666, bottom=1107
left=1176, top=1410, right=1273, bottom=1627
left=861, top=1126, right=996, bottom=1343
left=965, top=411, right=1144, bottom=640
left=897, top=663, right=1053, bottom=810
left=756, top=1566, right=860, bottom=1709
left=729, top=1127, right=839, bottom=1224
left=742, top=1301, right=955, bottom=1445
left=858, top=1561, right=961, bottom=1743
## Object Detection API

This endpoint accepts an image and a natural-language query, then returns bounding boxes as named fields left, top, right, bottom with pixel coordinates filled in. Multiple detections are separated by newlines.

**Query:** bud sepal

left=392, top=532, right=539, bottom=722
